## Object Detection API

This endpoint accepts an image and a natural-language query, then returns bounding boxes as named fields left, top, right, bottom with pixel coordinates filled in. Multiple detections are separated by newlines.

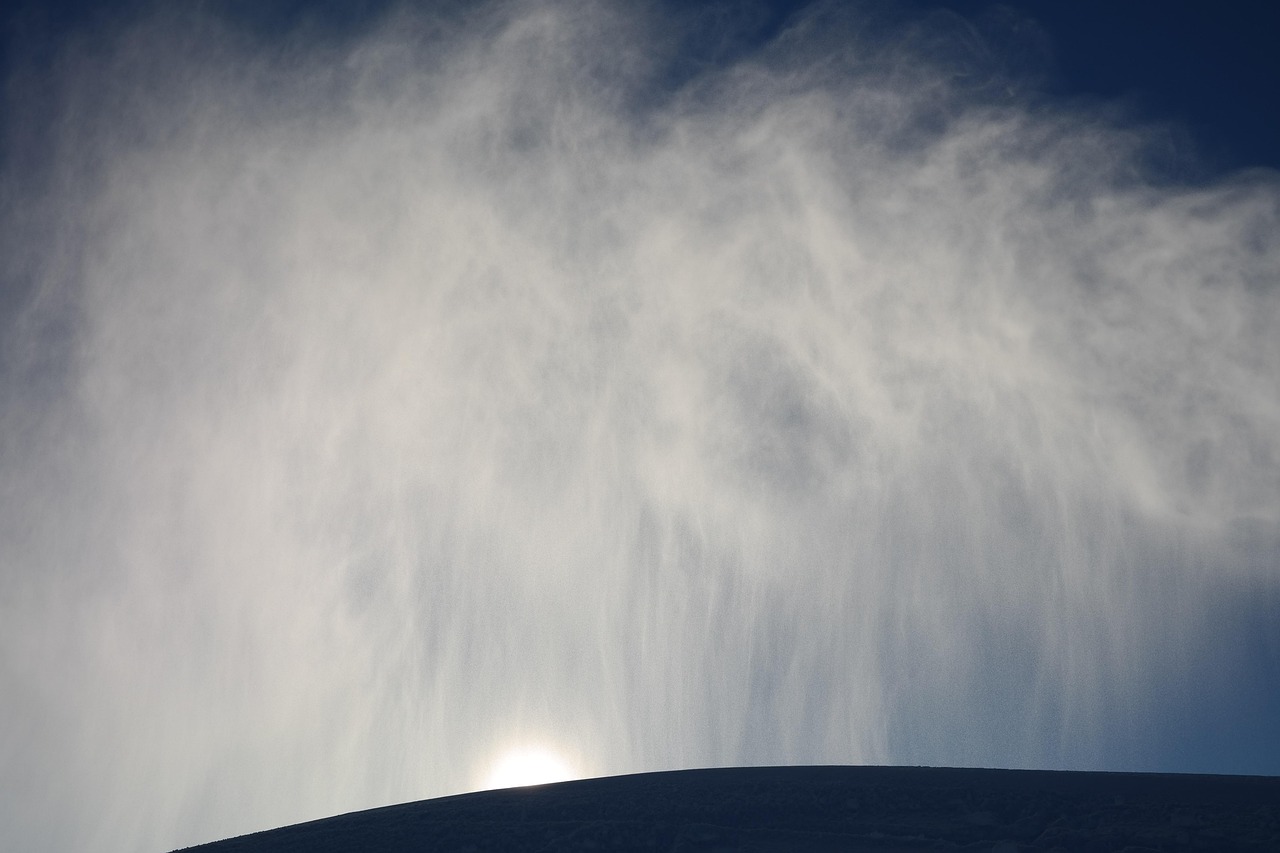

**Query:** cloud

left=1, top=1, right=1277, bottom=849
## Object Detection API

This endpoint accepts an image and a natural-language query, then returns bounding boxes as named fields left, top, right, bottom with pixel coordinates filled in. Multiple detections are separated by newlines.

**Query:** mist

left=1, top=2, right=1277, bottom=850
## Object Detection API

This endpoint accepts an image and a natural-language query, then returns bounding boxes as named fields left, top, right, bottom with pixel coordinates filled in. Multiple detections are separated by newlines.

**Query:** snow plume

left=1, top=1, right=1277, bottom=850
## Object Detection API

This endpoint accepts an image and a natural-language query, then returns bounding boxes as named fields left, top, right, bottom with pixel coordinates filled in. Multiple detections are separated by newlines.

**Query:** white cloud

left=1, top=2, right=1277, bottom=850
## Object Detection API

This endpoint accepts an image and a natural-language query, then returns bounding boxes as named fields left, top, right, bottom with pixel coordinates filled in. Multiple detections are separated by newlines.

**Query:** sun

left=482, top=745, right=579, bottom=790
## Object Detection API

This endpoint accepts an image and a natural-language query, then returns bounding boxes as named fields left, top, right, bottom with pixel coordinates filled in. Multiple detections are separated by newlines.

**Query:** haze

left=0, top=2, right=1277, bottom=851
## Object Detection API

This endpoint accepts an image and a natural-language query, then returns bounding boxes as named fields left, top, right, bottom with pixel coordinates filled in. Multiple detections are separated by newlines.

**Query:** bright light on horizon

left=482, top=747, right=581, bottom=790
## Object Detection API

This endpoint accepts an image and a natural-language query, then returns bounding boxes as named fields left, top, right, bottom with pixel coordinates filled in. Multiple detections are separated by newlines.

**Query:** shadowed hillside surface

left=178, top=765, right=1280, bottom=852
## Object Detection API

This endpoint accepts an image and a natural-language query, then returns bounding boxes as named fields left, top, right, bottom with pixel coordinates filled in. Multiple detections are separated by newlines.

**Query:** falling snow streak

left=0, top=3, right=1277, bottom=852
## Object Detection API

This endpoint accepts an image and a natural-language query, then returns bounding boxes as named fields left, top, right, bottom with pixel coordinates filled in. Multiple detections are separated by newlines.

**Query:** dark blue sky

left=3, top=1, right=1279, bottom=173
left=1010, top=0, right=1280, bottom=174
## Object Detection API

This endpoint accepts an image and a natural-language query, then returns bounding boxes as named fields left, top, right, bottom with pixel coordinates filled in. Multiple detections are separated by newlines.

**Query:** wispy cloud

left=1, top=2, right=1277, bottom=850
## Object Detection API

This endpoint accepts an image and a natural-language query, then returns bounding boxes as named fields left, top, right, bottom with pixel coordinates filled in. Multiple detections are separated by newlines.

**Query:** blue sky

left=3, top=1, right=1277, bottom=177
left=5, top=0, right=1279, bottom=171
left=1, top=2, right=1277, bottom=851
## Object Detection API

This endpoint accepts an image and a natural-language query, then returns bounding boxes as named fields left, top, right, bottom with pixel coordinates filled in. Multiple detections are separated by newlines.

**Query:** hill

left=178, top=764, right=1280, bottom=851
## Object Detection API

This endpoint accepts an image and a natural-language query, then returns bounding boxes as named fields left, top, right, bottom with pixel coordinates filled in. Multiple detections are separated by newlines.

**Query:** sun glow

left=483, top=746, right=580, bottom=790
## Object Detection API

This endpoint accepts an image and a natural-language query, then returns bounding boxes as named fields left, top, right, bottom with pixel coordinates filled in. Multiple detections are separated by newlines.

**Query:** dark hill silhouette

left=177, top=764, right=1279, bottom=852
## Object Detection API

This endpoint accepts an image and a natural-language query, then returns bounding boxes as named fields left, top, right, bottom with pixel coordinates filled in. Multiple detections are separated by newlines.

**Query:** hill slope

left=178, top=765, right=1280, bottom=851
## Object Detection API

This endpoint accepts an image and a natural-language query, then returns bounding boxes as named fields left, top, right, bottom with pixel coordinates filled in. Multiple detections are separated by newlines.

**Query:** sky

left=0, top=1, right=1277, bottom=851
